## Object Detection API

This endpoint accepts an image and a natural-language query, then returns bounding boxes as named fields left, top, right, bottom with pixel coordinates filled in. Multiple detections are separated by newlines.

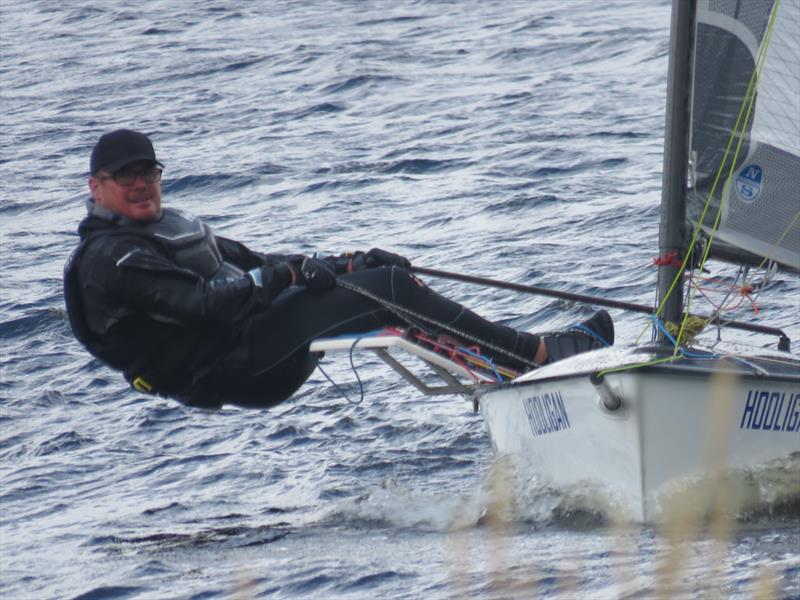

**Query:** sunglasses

left=97, top=165, right=163, bottom=187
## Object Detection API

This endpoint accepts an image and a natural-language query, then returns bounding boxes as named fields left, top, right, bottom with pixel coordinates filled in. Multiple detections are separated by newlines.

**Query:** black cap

left=90, top=129, right=164, bottom=175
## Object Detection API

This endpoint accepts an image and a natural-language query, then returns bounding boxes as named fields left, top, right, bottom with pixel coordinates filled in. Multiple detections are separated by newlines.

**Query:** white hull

left=311, top=333, right=799, bottom=522
left=479, top=345, right=800, bottom=522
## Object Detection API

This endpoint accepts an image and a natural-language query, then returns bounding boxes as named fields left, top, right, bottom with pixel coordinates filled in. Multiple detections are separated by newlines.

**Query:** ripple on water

left=2, top=0, right=798, bottom=598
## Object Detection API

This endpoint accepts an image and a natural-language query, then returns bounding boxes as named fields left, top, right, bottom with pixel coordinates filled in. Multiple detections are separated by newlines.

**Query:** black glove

left=365, top=248, right=410, bottom=269
left=247, top=262, right=295, bottom=306
left=344, top=248, right=411, bottom=272
left=297, top=257, right=336, bottom=291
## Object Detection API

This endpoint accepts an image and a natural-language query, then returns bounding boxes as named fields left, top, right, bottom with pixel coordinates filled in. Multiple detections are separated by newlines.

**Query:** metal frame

left=309, top=334, right=494, bottom=397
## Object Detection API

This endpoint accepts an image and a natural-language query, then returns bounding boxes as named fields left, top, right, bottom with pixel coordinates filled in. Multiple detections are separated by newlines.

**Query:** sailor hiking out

left=64, top=129, right=614, bottom=409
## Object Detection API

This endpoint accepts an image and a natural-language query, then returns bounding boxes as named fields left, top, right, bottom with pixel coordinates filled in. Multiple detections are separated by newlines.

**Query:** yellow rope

left=598, top=344, right=798, bottom=380
left=597, top=354, right=683, bottom=379
left=625, top=1, right=783, bottom=374
left=651, top=48, right=762, bottom=326
left=754, top=209, right=800, bottom=272
left=664, top=315, right=706, bottom=345
left=634, top=39, right=762, bottom=348
left=679, top=1, right=783, bottom=349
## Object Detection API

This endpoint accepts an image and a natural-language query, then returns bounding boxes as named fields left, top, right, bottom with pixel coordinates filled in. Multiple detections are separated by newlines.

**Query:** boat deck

left=310, top=331, right=800, bottom=399
left=517, top=343, right=800, bottom=386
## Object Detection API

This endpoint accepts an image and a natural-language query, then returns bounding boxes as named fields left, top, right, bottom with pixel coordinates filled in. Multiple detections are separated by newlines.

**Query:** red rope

left=409, top=330, right=507, bottom=383
left=653, top=251, right=683, bottom=269
left=691, top=277, right=760, bottom=316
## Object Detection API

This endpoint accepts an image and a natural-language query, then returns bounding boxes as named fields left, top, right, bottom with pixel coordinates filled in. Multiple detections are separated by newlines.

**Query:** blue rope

left=322, top=328, right=389, bottom=340
left=568, top=323, right=612, bottom=347
left=649, top=315, right=720, bottom=360
left=315, top=336, right=366, bottom=405
left=454, top=345, right=506, bottom=383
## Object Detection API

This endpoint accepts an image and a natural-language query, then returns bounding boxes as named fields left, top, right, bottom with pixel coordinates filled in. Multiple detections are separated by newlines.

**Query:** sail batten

left=688, top=0, right=799, bottom=271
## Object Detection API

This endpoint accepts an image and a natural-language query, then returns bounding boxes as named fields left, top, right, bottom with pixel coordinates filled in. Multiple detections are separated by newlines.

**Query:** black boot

left=543, top=310, right=614, bottom=364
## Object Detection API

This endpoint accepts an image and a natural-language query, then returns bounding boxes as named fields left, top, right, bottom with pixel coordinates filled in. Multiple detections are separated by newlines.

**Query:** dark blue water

left=1, top=1, right=798, bottom=598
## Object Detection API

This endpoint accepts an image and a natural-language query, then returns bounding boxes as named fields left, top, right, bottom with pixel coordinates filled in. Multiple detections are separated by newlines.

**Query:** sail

left=688, top=0, right=800, bottom=271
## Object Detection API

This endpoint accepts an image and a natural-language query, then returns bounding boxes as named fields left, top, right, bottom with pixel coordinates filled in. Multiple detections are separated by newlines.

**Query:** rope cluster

left=608, top=3, right=793, bottom=378
left=640, top=0, right=784, bottom=355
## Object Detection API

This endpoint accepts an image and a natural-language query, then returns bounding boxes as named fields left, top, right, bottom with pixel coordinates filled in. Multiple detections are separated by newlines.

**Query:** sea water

left=1, top=1, right=798, bottom=598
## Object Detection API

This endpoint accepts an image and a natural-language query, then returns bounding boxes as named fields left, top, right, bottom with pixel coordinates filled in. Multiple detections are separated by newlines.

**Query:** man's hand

left=297, top=258, right=336, bottom=291
left=326, top=248, right=411, bottom=273
left=364, top=248, right=411, bottom=269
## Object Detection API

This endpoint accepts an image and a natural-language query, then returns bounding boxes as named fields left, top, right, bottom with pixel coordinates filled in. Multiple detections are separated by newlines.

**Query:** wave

left=0, top=307, right=67, bottom=340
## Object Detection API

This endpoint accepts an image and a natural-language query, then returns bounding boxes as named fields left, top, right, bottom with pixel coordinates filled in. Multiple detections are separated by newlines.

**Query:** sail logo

left=739, top=389, right=800, bottom=432
left=735, top=164, right=763, bottom=202
left=523, top=391, right=571, bottom=437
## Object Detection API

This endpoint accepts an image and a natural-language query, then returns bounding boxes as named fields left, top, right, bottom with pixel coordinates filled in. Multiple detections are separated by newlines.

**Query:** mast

left=656, top=0, right=695, bottom=334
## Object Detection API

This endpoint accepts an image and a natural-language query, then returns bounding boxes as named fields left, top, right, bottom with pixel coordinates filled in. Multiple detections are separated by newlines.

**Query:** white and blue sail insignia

left=734, top=164, right=763, bottom=202
left=688, top=0, right=800, bottom=270
left=523, top=391, right=571, bottom=437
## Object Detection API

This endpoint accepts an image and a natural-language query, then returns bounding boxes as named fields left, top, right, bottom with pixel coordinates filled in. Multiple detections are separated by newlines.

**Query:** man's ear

left=88, top=176, right=101, bottom=202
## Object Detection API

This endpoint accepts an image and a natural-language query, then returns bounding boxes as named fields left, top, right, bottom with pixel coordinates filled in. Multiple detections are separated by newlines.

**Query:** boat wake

left=322, top=478, right=488, bottom=532
left=500, top=451, right=800, bottom=527
left=655, top=452, right=800, bottom=524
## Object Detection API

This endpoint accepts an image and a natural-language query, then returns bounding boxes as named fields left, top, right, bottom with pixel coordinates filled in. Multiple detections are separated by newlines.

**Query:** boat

left=312, top=0, right=800, bottom=522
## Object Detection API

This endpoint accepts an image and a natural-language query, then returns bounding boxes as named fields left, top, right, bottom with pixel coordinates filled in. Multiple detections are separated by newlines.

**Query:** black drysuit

left=64, top=205, right=540, bottom=409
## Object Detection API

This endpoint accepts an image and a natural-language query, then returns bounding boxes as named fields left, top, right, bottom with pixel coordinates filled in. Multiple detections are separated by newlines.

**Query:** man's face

left=89, top=160, right=162, bottom=222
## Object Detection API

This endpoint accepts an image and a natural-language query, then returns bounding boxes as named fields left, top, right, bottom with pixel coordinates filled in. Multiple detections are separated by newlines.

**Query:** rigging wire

left=335, top=275, right=540, bottom=371
left=752, top=209, right=800, bottom=273
left=641, top=0, right=782, bottom=356
left=676, top=1, right=783, bottom=349
left=315, top=336, right=367, bottom=405
left=313, top=278, right=527, bottom=404
left=621, top=2, right=788, bottom=376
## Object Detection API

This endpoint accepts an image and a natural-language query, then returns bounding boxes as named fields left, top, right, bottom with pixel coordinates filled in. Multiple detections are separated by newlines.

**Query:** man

left=64, top=129, right=614, bottom=409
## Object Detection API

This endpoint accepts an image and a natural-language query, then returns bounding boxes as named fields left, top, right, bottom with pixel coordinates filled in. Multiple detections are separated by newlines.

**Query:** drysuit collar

left=85, top=197, right=163, bottom=226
